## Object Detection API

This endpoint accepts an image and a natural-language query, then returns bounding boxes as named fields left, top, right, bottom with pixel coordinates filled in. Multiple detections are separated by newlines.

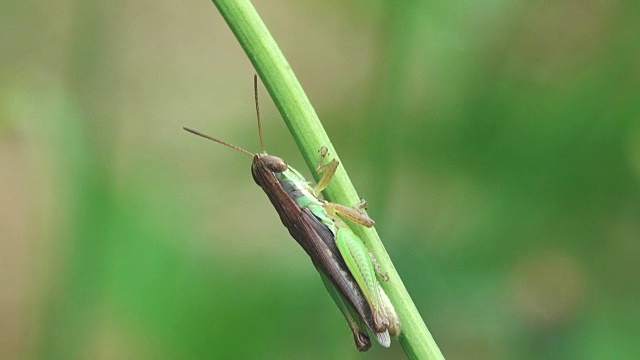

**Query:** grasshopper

left=184, top=76, right=399, bottom=351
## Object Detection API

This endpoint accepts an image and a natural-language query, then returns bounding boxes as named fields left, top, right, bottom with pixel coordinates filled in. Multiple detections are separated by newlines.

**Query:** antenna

left=254, top=74, right=267, bottom=154
left=183, top=127, right=254, bottom=158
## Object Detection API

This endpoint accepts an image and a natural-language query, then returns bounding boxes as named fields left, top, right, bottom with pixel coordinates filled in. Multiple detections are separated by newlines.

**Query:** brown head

left=256, top=154, right=287, bottom=173
left=251, top=153, right=288, bottom=189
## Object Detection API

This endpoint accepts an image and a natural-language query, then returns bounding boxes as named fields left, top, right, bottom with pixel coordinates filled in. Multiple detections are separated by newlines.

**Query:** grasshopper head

left=259, top=154, right=288, bottom=173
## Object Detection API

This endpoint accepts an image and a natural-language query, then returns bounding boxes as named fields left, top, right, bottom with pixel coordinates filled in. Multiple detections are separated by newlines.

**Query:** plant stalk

left=211, top=1, right=444, bottom=358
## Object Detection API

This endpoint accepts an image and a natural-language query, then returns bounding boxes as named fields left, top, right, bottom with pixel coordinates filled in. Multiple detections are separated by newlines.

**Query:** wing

left=318, top=271, right=371, bottom=351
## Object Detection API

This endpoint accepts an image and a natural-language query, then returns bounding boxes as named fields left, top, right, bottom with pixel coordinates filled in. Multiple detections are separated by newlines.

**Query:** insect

left=184, top=76, right=399, bottom=351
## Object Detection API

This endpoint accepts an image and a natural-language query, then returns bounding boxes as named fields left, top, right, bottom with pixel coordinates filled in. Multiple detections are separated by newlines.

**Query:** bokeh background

left=2, top=0, right=639, bottom=359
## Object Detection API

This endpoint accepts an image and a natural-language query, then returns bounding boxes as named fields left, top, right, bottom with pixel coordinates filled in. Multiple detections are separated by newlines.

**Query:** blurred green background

left=2, top=0, right=639, bottom=359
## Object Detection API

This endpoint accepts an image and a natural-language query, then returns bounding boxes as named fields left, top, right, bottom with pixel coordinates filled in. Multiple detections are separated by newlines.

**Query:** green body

left=275, top=167, right=333, bottom=227
left=275, top=166, right=399, bottom=345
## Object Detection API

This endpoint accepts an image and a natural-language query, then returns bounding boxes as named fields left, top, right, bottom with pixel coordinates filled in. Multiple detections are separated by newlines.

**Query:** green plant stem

left=211, top=1, right=444, bottom=358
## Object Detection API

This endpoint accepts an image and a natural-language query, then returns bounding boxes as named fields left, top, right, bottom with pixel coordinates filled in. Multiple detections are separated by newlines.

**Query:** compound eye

left=262, top=155, right=288, bottom=173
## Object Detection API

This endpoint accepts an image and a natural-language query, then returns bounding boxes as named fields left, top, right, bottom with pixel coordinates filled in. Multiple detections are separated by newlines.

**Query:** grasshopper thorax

left=257, top=154, right=288, bottom=173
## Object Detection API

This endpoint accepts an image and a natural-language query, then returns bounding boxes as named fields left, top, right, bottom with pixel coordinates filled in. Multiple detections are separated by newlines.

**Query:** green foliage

left=2, top=0, right=639, bottom=359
